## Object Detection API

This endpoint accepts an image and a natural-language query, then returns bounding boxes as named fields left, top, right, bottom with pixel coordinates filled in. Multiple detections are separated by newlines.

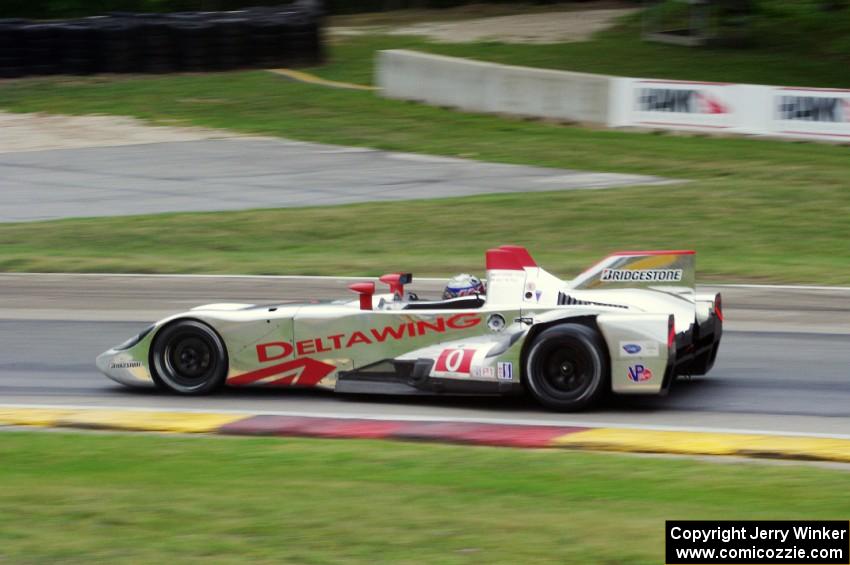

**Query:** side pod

left=596, top=312, right=672, bottom=394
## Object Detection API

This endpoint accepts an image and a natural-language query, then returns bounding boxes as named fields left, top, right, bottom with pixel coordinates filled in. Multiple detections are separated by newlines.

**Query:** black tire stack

left=140, top=15, right=179, bottom=73
left=0, top=1, right=323, bottom=78
left=172, top=14, right=213, bottom=72
left=245, top=10, right=288, bottom=68
left=101, top=16, right=141, bottom=74
left=211, top=14, right=249, bottom=70
left=59, top=18, right=103, bottom=75
left=21, top=22, right=60, bottom=76
left=0, top=19, right=29, bottom=78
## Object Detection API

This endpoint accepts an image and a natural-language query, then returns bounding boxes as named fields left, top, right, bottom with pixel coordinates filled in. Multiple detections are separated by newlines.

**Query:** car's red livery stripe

left=229, top=357, right=335, bottom=387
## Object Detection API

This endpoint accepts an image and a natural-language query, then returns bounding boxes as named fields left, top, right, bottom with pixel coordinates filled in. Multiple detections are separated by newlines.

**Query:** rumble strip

left=1, top=406, right=850, bottom=463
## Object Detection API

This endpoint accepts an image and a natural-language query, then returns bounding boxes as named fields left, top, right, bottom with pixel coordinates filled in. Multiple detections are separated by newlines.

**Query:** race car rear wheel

left=150, top=319, right=228, bottom=395
left=524, top=324, right=608, bottom=411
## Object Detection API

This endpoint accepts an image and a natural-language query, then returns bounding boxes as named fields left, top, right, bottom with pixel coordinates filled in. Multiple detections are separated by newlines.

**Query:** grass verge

left=1, top=178, right=848, bottom=283
left=327, top=1, right=615, bottom=27
left=0, top=431, right=848, bottom=563
left=0, top=32, right=848, bottom=281
left=324, top=0, right=850, bottom=88
left=0, top=70, right=848, bottom=281
left=388, top=16, right=850, bottom=89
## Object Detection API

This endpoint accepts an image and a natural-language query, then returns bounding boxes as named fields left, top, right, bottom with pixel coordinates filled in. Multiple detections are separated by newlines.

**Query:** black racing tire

left=524, top=324, right=609, bottom=411
left=150, top=319, right=228, bottom=395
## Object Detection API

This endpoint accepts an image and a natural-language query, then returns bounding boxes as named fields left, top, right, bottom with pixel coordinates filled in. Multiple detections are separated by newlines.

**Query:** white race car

left=97, top=246, right=722, bottom=411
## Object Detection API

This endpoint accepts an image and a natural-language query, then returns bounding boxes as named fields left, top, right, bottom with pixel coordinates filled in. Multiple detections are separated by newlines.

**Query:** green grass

left=415, top=31, right=850, bottom=89
left=0, top=431, right=848, bottom=563
left=327, top=2, right=598, bottom=27
left=320, top=6, right=850, bottom=89
left=1, top=177, right=849, bottom=282
left=0, top=29, right=848, bottom=281
left=0, top=69, right=849, bottom=281
left=380, top=28, right=850, bottom=89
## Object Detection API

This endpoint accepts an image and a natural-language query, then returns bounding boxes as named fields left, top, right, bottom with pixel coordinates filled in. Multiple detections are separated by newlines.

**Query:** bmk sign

left=772, top=87, right=850, bottom=140
left=638, top=88, right=729, bottom=115
left=623, top=81, right=850, bottom=140
left=778, top=96, right=848, bottom=122
left=630, top=80, right=736, bottom=131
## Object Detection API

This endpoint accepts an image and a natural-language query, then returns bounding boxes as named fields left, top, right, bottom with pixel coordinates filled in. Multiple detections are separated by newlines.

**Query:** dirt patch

left=332, top=8, right=637, bottom=44
left=0, top=111, right=244, bottom=154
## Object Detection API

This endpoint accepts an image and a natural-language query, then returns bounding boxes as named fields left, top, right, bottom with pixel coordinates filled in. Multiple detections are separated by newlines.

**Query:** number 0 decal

left=435, top=348, right=475, bottom=373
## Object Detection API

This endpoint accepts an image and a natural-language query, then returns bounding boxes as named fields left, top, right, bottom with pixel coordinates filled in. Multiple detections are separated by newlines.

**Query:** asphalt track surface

left=1, top=274, right=848, bottom=437
left=0, top=138, right=673, bottom=222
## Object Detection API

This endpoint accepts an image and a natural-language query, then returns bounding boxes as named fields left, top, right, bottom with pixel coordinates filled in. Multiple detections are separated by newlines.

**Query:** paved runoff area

left=0, top=113, right=673, bottom=222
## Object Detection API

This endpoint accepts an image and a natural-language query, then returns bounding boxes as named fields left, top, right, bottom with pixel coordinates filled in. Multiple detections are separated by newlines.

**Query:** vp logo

left=627, top=364, right=653, bottom=382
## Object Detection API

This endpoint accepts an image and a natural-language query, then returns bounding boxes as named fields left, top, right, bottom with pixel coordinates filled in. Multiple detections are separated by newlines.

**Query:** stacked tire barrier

left=0, top=1, right=323, bottom=78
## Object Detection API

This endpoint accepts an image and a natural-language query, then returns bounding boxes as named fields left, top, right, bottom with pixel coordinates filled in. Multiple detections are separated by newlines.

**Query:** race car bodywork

left=97, top=246, right=722, bottom=411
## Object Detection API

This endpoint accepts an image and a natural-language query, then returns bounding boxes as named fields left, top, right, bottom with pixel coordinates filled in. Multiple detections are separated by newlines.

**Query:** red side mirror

left=349, top=282, right=375, bottom=311
left=379, top=273, right=412, bottom=297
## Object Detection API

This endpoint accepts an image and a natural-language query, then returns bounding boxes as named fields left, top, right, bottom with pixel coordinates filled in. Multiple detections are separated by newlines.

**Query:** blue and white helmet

left=442, top=274, right=485, bottom=299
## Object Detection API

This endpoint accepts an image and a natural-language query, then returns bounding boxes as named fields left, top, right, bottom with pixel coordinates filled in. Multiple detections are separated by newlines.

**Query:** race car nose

left=95, top=348, right=155, bottom=388
left=95, top=349, right=115, bottom=374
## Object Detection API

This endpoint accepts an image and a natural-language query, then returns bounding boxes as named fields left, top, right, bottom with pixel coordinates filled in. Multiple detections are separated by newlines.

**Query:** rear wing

left=482, top=246, right=696, bottom=307
left=567, top=250, right=696, bottom=292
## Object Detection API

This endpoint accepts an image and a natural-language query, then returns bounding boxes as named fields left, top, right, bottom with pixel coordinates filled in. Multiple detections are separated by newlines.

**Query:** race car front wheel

left=524, top=324, right=608, bottom=411
left=150, top=319, right=228, bottom=395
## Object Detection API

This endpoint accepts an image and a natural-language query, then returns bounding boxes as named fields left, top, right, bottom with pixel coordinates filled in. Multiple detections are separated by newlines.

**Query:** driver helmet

left=442, top=274, right=485, bottom=299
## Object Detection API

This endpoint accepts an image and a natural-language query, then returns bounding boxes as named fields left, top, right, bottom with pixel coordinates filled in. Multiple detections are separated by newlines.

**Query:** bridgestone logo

left=601, top=269, right=683, bottom=282
left=110, top=361, right=143, bottom=369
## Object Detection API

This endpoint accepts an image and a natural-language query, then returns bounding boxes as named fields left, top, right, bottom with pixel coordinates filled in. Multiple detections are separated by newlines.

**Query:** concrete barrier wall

left=377, top=49, right=612, bottom=124
left=378, top=49, right=850, bottom=142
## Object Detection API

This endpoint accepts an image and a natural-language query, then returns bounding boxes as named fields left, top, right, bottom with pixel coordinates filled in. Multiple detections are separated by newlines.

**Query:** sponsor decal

left=627, top=364, right=653, bottom=383
left=435, top=348, right=475, bottom=374
left=256, top=313, right=482, bottom=363
left=470, top=362, right=513, bottom=380
left=619, top=341, right=660, bottom=358
left=497, top=362, right=513, bottom=381
left=244, top=313, right=482, bottom=388
left=638, top=88, right=729, bottom=115
left=600, top=268, right=683, bottom=282
left=778, top=96, right=849, bottom=123
left=109, top=361, right=143, bottom=369
left=472, top=366, right=496, bottom=379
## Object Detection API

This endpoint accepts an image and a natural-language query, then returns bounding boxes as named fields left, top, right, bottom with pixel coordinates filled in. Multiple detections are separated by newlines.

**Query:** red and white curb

left=1, top=406, right=849, bottom=463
